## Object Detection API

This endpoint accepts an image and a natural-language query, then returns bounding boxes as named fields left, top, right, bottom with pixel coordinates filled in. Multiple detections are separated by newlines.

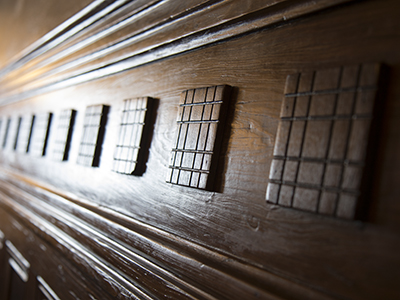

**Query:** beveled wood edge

left=0, top=189, right=155, bottom=300
left=0, top=0, right=127, bottom=77
left=0, top=167, right=337, bottom=300
left=0, top=0, right=355, bottom=106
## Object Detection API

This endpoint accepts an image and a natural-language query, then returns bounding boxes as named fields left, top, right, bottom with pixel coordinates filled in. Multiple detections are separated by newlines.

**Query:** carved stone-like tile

left=167, top=85, right=231, bottom=190
left=112, top=97, right=153, bottom=175
left=266, top=63, right=383, bottom=220
left=52, top=109, right=76, bottom=161
left=29, top=113, right=52, bottom=156
left=77, top=105, right=109, bottom=167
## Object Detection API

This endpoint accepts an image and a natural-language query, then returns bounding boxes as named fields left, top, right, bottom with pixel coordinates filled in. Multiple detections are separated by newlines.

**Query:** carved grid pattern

left=52, top=109, right=75, bottom=161
left=2, top=118, right=11, bottom=149
left=77, top=105, right=108, bottom=167
left=167, top=85, right=230, bottom=190
left=113, top=97, right=149, bottom=175
left=29, top=113, right=52, bottom=156
left=15, top=116, right=34, bottom=153
left=266, top=64, right=381, bottom=219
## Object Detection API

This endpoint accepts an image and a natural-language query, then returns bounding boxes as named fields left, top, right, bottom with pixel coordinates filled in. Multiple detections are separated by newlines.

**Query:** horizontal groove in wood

left=0, top=189, right=170, bottom=300
left=0, top=0, right=128, bottom=78
left=0, top=169, right=336, bottom=300
left=0, top=0, right=354, bottom=105
left=5, top=240, right=30, bottom=270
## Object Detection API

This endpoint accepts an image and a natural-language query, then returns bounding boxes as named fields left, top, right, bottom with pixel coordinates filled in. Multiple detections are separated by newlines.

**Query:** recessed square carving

left=14, top=116, right=35, bottom=153
left=29, top=113, right=52, bottom=156
left=112, top=97, right=154, bottom=175
left=167, top=85, right=231, bottom=190
left=52, top=109, right=76, bottom=161
left=266, top=63, right=383, bottom=220
left=77, top=105, right=109, bottom=167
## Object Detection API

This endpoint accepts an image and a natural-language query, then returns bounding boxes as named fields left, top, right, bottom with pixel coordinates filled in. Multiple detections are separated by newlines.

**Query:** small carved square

left=269, top=159, right=284, bottom=180
left=273, top=121, right=290, bottom=156
left=302, top=120, right=331, bottom=159
left=113, top=97, right=153, bottom=175
left=293, top=96, right=309, bottom=117
left=282, top=160, right=298, bottom=182
left=77, top=105, right=109, bottom=167
left=278, top=185, right=294, bottom=207
left=293, top=187, right=319, bottom=212
left=167, top=85, right=231, bottom=190
left=287, top=121, right=305, bottom=157
left=309, top=94, right=336, bottom=116
left=29, top=113, right=52, bottom=156
left=297, top=162, right=324, bottom=186
left=318, top=192, right=337, bottom=215
left=52, top=110, right=76, bottom=161
left=267, top=63, right=384, bottom=220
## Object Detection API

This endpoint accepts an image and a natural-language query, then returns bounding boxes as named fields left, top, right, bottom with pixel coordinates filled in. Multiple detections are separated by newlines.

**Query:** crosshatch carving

left=112, top=97, right=153, bottom=175
left=52, top=109, right=76, bottom=161
left=77, top=104, right=109, bottom=167
left=167, top=85, right=231, bottom=190
left=29, top=113, right=52, bottom=156
left=267, top=63, right=383, bottom=220
left=15, top=116, right=35, bottom=153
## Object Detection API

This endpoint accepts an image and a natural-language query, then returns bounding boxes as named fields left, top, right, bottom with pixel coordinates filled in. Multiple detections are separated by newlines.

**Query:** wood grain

left=0, top=0, right=399, bottom=299
left=0, top=0, right=355, bottom=105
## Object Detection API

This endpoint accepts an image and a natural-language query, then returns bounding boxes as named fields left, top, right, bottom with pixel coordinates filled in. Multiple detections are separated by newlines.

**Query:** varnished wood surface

left=0, top=0, right=399, bottom=299
left=0, top=0, right=353, bottom=104
left=0, top=0, right=94, bottom=70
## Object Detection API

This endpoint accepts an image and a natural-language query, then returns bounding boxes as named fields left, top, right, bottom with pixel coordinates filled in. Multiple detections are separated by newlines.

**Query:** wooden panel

left=76, top=105, right=108, bottom=167
left=29, top=113, right=52, bottom=157
left=0, top=0, right=94, bottom=69
left=112, top=97, right=154, bottom=175
left=267, top=63, right=383, bottom=219
left=14, top=116, right=34, bottom=154
left=0, top=0, right=355, bottom=105
left=167, top=85, right=231, bottom=190
left=0, top=0, right=399, bottom=300
left=51, top=109, right=76, bottom=161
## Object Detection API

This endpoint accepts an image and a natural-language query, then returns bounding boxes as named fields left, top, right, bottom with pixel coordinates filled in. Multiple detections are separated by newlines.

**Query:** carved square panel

left=266, top=63, right=383, bottom=220
left=52, top=109, right=76, bottom=161
left=167, top=85, right=231, bottom=190
left=29, top=113, right=52, bottom=156
left=77, top=105, right=109, bottom=167
left=113, top=97, right=153, bottom=175
left=15, top=116, right=35, bottom=153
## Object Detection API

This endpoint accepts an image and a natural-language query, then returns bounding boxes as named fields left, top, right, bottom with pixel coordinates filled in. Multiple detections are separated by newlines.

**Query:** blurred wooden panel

left=0, top=0, right=399, bottom=299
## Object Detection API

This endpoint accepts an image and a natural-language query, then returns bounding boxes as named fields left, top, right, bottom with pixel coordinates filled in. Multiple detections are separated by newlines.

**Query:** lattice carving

left=77, top=105, right=109, bottom=167
left=266, top=63, right=383, bottom=220
left=29, top=113, right=52, bottom=156
left=52, top=109, right=76, bottom=161
left=113, top=97, right=153, bottom=175
left=14, top=116, right=34, bottom=153
left=167, top=85, right=231, bottom=190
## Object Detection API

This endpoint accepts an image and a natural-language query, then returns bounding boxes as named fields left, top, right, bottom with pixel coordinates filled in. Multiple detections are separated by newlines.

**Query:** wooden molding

left=0, top=0, right=354, bottom=105
left=0, top=169, right=336, bottom=300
